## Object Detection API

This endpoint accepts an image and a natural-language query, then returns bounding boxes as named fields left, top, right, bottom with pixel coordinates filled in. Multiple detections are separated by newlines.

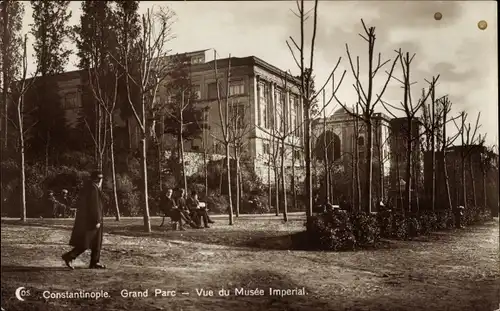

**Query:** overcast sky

left=21, top=1, right=498, bottom=146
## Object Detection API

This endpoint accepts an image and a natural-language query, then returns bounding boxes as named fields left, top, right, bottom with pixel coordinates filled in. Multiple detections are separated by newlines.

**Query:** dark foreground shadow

left=1, top=265, right=71, bottom=272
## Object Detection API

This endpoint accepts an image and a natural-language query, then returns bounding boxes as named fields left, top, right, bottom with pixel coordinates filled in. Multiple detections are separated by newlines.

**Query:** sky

left=21, top=1, right=498, bottom=146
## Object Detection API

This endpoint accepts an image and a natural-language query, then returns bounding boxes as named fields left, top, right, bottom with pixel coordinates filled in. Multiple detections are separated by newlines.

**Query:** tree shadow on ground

left=1, top=265, right=71, bottom=272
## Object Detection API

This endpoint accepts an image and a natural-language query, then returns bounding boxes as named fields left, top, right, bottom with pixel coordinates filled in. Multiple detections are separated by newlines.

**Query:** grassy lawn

left=1, top=216, right=498, bottom=311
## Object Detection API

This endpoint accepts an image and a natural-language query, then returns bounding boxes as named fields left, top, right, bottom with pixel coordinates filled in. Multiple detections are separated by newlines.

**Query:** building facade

left=34, top=50, right=304, bottom=183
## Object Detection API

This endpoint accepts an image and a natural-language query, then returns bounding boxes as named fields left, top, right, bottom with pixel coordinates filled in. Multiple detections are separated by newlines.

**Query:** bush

left=376, top=210, right=394, bottom=238
left=206, top=193, right=229, bottom=214
left=407, top=216, right=421, bottom=238
left=464, top=205, right=493, bottom=225
left=392, top=213, right=409, bottom=240
left=436, top=209, right=454, bottom=230
left=115, top=173, right=141, bottom=216
left=305, top=210, right=356, bottom=251
left=349, top=212, right=380, bottom=246
left=418, top=211, right=438, bottom=235
left=240, top=194, right=269, bottom=214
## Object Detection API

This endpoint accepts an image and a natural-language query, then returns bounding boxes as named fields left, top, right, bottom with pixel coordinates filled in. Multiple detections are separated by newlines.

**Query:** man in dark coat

left=187, top=191, right=214, bottom=228
left=61, top=171, right=106, bottom=270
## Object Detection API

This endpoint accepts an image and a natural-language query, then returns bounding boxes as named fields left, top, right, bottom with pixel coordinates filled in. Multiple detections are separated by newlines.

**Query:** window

left=358, top=136, right=365, bottom=146
left=359, top=151, right=365, bottom=160
left=258, top=82, right=269, bottom=128
left=275, top=89, right=285, bottom=132
left=263, top=143, right=270, bottom=154
left=62, top=92, right=81, bottom=110
left=229, top=81, right=245, bottom=96
left=229, top=104, right=246, bottom=128
left=207, top=82, right=218, bottom=99
left=294, top=150, right=302, bottom=161
left=192, top=85, right=201, bottom=100
left=191, top=56, right=203, bottom=64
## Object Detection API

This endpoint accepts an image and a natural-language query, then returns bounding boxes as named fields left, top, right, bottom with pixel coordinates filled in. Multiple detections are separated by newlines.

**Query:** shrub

left=376, top=210, right=394, bottom=238
left=206, top=193, right=229, bottom=214
left=436, top=209, right=454, bottom=230
left=392, top=213, right=409, bottom=240
left=305, top=210, right=356, bottom=251
left=407, top=216, right=421, bottom=238
left=240, top=194, right=269, bottom=214
left=418, top=211, right=438, bottom=235
left=115, top=173, right=141, bottom=216
left=349, top=212, right=380, bottom=246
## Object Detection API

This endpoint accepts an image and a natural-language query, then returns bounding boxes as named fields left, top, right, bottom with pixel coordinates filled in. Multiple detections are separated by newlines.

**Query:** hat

left=90, top=170, right=103, bottom=179
left=62, top=189, right=68, bottom=194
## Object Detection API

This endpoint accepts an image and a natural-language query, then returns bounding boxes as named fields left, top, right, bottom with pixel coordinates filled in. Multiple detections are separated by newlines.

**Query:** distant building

left=21, top=50, right=304, bottom=183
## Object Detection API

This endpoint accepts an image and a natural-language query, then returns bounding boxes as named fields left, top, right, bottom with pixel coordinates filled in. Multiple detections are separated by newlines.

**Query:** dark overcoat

left=69, top=182, right=104, bottom=250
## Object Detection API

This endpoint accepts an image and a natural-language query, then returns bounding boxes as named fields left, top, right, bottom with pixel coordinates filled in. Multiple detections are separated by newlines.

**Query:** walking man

left=61, top=171, right=106, bottom=270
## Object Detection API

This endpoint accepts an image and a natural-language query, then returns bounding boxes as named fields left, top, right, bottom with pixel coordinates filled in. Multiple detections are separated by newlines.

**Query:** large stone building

left=30, top=50, right=304, bottom=183
left=312, top=108, right=426, bottom=206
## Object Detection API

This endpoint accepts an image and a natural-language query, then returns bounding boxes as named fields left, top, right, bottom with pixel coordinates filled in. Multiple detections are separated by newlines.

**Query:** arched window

left=358, top=136, right=365, bottom=146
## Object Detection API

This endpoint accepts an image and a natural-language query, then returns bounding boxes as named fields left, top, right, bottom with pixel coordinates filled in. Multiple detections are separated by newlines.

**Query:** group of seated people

left=159, top=188, right=215, bottom=230
left=47, top=189, right=75, bottom=218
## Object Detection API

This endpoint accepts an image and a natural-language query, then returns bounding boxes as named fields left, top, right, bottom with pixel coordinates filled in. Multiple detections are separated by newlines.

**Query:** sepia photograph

left=0, top=1, right=498, bottom=310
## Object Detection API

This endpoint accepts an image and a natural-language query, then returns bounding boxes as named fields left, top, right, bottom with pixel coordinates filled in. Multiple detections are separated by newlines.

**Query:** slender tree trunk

left=469, top=157, right=477, bottom=206
left=431, top=95, right=436, bottom=211
left=109, top=117, right=120, bottom=221
left=442, top=108, right=453, bottom=211
left=461, top=151, right=466, bottom=208
left=17, top=103, right=26, bottom=222
left=291, top=143, right=297, bottom=211
left=235, top=154, right=240, bottom=217
left=405, top=120, right=413, bottom=214
left=139, top=95, right=151, bottom=232
left=304, top=100, right=313, bottom=217
left=365, top=119, right=374, bottom=213
left=179, top=104, right=187, bottom=194
left=2, top=0, right=9, bottom=149
left=274, top=160, right=279, bottom=216
left=323, top=94, right=329, bottom=202
left=238, top=162, right=243, bottom=214
left=225, top=143, right=233, bottom=225
left=203, top=116, right=208, bottom=196
left=482, top=169, right=487, bottom=208
left=157, top=142, right=162, bottom=191
left=396, top=153, right=403, bottom=212
left=268, top=149, right=272, bottom=210
left=281, top=139, right=288, bottom=222
left=45, top=130, right=50, bottom=176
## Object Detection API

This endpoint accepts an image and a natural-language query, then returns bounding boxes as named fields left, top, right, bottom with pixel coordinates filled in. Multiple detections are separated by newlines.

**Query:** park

left=1, top=214, right=498, bottom=311
left=1, top=1, right=499, bottom=310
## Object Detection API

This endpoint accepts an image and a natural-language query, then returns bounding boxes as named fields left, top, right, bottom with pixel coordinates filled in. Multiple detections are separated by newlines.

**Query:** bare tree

left=213, top=51, right=234, bottom=225
left=287, top=0, right=346, bottom=217
left=380, top=51, right=436, bottom=214
left=420, top=81, right=442, bottom=211
left=112, top=6, right=175, bottom=232
left=453, top=111, right=481, bottom=208
left=5, top=35, right=38, bottom=221
left=87, top=62, right=121, bottom=221
left=228, top=102, right=253, bottom=217
left=333, top=20, right=399, bottom=213
left=438, top=97, right=462, bottom=211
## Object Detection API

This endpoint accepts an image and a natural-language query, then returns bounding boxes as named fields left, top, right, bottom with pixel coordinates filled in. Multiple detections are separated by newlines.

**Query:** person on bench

left=159, top=189, right=197, bottom=230
left=176, top=188, right=194, bottom=224
left=187, top=191, right=214, bottom=228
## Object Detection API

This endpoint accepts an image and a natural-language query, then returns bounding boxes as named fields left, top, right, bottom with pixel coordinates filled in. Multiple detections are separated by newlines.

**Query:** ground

left=1, top=214, right=499, bottom=311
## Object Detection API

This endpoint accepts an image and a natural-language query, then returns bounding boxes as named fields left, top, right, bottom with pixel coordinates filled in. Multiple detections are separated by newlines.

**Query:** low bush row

left=305, top=207, right=493, bottom=251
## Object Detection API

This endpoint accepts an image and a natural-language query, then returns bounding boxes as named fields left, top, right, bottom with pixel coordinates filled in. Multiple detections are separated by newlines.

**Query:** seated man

left=176, top=188, right=194, bottom=223
left=187, top=191, right=214, bottom=228
left=47, top=190, right=64, bottom=218
left=159, top=189, right=197, bottom=230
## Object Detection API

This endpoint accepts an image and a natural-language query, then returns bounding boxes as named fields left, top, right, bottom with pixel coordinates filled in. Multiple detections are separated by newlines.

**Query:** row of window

left=257, top=81, right=302, bottom=137
left=262, top=143, right=302, bottom=161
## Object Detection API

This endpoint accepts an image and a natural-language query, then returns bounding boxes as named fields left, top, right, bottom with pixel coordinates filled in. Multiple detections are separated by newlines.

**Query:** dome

left=332, top=107, right=353, bottom=116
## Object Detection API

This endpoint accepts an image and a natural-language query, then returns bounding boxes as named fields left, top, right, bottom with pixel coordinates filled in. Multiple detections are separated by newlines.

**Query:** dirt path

left=1, top=218, right=498, bottom=311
